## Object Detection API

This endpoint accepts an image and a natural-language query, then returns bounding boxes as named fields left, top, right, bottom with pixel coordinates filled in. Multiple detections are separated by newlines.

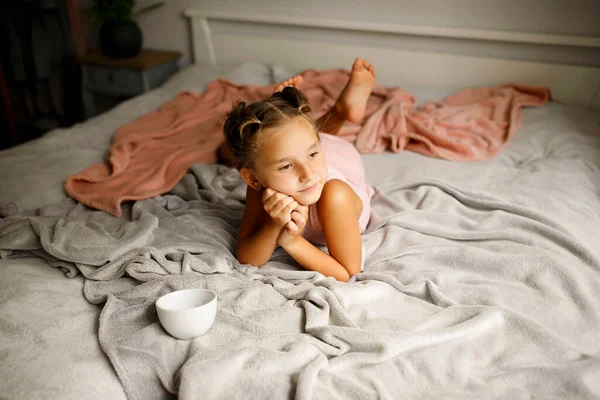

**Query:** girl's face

left=249, top=117, right=327, bottom=206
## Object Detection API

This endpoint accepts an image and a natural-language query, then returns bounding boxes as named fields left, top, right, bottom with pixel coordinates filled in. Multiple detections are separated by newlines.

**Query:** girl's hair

left=223, top=86, right=317, bottom=170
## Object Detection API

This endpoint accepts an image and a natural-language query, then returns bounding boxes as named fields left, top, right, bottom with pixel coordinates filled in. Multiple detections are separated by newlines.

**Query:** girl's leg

left=315, top=107, right=347, bottom=136
left=317, top=58, right=376, bottom=135
left=274, top=59, right=375, bottom=135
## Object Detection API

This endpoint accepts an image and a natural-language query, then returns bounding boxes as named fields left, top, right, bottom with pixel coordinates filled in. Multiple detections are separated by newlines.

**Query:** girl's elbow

left=236, top=247, right=268, bottom=267
left=334, top=269, right=351, bottom=282
left=339, top=264, right=360, bottom=282
left=236, top=253, right=266, bottom=267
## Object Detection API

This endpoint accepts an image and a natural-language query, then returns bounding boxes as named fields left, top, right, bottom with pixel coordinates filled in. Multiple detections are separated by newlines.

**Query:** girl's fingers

left=291, top=210, right=305, bottom=227
left=262, top=189, right=284, bottom=208
left=286, top=220, right=298, bottom=234
left=270, top=197, right=295, bottom=216
left=261, top=188, right=275, bottom=202
left=295, top=204, right=309, bottom=219
left=281, top=200, right=298, bottom=217
left=260, top=188, right=304, bottom=227
left=264, top=194, right=283, bottom=210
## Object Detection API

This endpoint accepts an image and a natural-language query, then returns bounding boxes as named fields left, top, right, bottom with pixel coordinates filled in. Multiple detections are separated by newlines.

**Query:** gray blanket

left=2, top=102, right=600, bottom=399
left=1, top=57, right=600, bottom=399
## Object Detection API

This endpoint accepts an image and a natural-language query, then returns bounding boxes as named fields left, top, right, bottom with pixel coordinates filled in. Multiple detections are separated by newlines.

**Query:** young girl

left=223, top=58, right=376, bottom=282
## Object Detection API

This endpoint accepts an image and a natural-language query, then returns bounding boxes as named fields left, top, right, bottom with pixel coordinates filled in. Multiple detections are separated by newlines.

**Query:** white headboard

left=184, top=10, right=600, bottom=110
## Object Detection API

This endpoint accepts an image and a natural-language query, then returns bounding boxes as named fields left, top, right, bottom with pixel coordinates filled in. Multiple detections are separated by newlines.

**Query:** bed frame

left=184, top=9, right=600, bottom=110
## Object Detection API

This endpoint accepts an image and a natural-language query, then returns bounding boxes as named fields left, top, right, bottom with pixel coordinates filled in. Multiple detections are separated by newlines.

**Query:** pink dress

left=301, top=133, right=374, bottom=246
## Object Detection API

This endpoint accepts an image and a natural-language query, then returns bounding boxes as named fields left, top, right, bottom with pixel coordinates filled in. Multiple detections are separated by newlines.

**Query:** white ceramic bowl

left=155, top=289, right=217, bottom=340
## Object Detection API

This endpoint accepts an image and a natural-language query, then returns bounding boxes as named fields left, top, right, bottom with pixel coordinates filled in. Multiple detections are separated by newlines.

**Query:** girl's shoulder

left=320, top=178, right=354, bottom=201
left=318, top=179, right=363, bottom=217
left=304, top=179, right=365, bottom=245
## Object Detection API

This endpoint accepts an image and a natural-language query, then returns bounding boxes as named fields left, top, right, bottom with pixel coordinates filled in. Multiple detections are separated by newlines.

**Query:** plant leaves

left=80, top=0, right=163, bottom=25
left=132, top=2, right=165, bottom=18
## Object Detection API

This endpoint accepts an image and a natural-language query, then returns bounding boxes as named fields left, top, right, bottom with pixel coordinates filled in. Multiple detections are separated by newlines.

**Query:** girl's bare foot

left=336, top=58, right=376, bottom=123
left=274, top=75, right=304, bottom=93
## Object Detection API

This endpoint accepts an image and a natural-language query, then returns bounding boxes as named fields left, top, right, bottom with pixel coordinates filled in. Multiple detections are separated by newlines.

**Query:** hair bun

left=229, top=101, right=247, bottom=120
left=280, top=86, right=312, bottom=114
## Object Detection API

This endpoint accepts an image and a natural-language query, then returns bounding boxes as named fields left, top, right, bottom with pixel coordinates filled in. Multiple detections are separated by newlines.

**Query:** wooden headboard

left=184, top=10, right=600, bottom=110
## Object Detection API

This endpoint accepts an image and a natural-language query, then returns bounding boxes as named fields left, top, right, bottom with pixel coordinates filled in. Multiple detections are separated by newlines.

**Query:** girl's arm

left=236, top=186, right=297, bottom=266
left=279, top=180, right=363, bottom=282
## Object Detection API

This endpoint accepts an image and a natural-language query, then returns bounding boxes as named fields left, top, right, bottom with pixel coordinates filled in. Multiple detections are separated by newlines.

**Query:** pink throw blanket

left=65, top=69, right=550, bottom=217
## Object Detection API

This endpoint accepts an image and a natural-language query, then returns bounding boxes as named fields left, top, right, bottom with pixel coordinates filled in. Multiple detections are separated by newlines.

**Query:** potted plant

left=83, top=0, right=164, bottom=59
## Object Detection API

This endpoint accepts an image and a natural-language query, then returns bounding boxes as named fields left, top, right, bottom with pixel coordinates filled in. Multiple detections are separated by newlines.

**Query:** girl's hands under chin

left=261, top=188, right=298, bottom=228
left=261, top=188, right=309, bottom=246
left=277, top=204, right=309, bottom=247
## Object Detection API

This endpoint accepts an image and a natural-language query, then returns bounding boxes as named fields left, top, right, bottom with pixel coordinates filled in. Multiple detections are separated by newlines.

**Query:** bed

left=1, top=9, right=600, bottom=400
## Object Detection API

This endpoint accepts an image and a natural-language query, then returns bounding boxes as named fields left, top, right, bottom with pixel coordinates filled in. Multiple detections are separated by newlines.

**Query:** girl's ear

left=240, top=168, right=262, bottom=191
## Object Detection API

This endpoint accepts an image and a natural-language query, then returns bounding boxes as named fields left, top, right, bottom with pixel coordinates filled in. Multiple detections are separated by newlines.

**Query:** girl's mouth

left=300, top=183, right=318, bottom=193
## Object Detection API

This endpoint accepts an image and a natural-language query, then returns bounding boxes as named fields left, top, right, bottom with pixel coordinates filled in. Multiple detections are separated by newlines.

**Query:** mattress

left=1, top=61, right=599, bottom=399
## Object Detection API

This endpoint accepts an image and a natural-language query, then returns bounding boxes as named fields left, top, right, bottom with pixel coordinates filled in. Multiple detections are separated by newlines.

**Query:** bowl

left=155, top=288, right=217, bottom=340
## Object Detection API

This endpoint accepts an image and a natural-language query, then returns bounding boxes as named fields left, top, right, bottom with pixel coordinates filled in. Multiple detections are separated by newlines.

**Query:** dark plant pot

left=99, top=21, right=142, bottom=59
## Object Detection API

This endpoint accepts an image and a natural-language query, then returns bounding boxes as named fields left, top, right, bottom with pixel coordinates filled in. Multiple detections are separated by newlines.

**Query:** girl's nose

left=298, top=162, right=313, bottom=182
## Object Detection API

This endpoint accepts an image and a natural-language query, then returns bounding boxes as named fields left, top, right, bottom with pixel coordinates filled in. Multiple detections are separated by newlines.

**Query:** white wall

left=85, top=0, right=600, bottom=67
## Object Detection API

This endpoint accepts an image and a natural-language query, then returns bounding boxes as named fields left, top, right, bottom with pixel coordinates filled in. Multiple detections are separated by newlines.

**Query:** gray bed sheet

left=1, top=61, right=600, bottom=399
left=0, top=62, right=275, bottom=400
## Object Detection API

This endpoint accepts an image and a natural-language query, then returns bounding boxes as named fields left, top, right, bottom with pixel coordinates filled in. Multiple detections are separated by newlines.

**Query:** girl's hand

left=277, top=204, right=308, bottom=247
left=261, top=188, right=298, bottom=228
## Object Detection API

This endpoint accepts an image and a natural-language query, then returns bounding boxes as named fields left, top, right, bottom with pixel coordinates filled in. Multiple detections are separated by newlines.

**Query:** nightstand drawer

left=83, top=66, right=143, bottom=96
left=81, top=50, right=181, bottom=118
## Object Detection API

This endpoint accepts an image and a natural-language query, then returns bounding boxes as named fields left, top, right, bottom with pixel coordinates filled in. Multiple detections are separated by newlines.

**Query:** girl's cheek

left=265, top=178, right=293, bottom=196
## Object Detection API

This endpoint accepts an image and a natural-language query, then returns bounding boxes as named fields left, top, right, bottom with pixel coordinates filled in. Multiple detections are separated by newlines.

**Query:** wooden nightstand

left=80, top=49, right=181, bottom=118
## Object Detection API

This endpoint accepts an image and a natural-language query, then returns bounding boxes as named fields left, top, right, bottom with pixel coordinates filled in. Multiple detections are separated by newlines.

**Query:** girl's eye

left=309, top=152, right=319, bottom=159
left=279, top=164, right=292, bottom=171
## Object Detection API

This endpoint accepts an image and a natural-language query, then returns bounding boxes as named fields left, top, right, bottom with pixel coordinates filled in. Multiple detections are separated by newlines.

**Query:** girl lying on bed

left=222, top=58, right=376, bottom=282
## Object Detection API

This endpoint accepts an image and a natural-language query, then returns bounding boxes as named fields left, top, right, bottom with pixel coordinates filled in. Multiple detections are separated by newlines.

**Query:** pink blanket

left=65, top=69, right=549, bottom=217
